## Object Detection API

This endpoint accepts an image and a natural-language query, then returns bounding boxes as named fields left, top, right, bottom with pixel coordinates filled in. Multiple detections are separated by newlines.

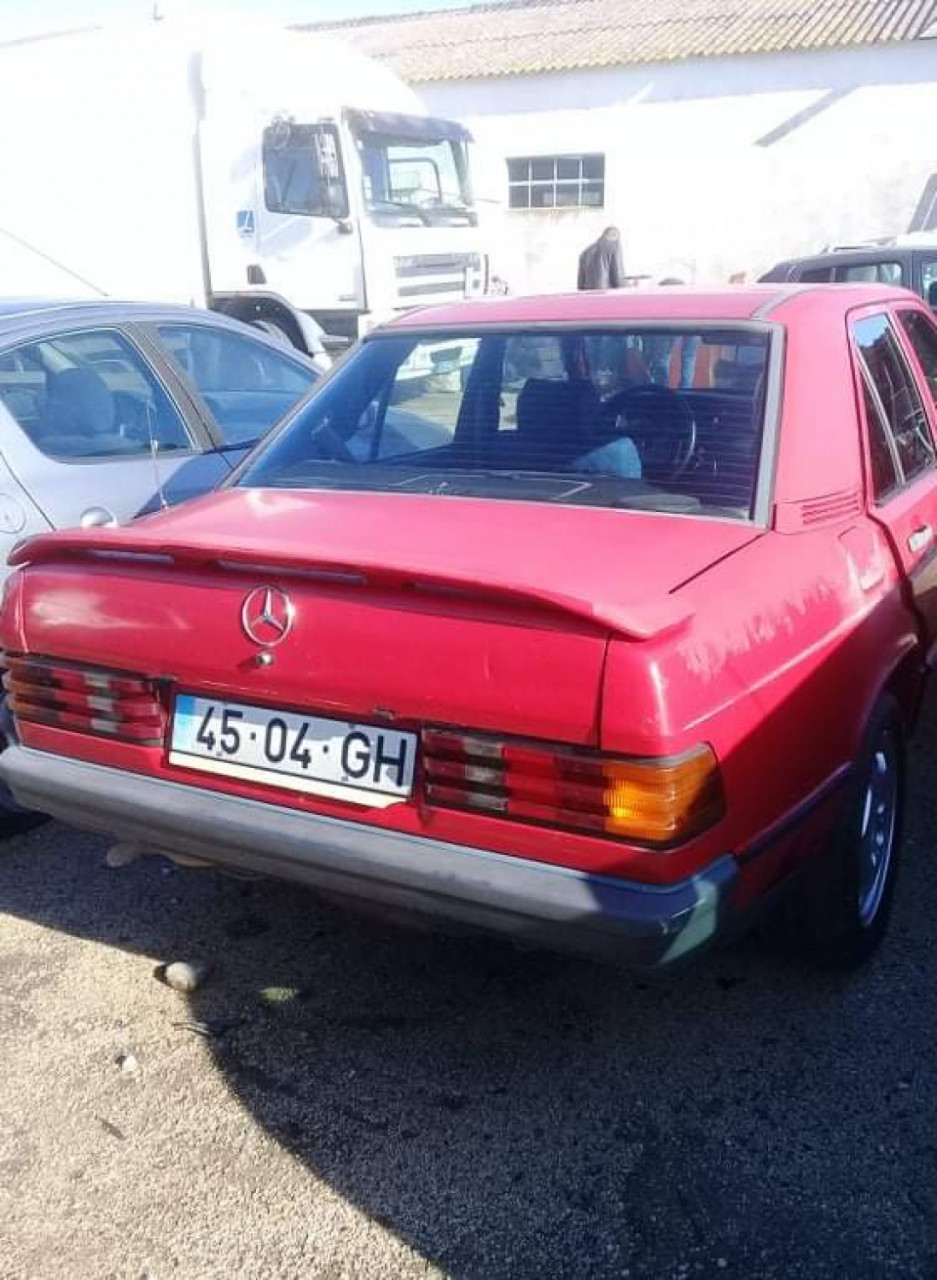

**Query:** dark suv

left=759, top=241, right=937, bottom=309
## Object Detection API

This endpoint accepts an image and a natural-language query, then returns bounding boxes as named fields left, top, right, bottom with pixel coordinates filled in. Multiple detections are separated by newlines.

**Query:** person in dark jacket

left=577, top=227, right=625, bottom=290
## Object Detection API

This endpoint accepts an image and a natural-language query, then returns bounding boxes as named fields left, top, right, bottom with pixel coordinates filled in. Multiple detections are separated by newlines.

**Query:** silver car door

left=0, top=325, right=202, bottom=528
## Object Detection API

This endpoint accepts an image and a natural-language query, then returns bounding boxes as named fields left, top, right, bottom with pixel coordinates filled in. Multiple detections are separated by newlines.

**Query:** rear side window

left=861, top=378, right=900, bottom=502
left=897, top=309, right=937, bottom=407
left=799, top=266, right=834, bottom=282
left=854, top=313, right=935, bottom=488
left=158, top=324, right=317, bottom=447
left=0, top=328, right=192, bottom=461
left=923, top=260, right=937, bottom=310
left=836, top=262, right=904, bottom=285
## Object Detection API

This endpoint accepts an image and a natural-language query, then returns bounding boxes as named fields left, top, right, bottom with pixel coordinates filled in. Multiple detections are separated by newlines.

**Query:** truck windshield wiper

left=368, top=200, right=430, bottom=225
left=428, top=204, right=476, bottom=224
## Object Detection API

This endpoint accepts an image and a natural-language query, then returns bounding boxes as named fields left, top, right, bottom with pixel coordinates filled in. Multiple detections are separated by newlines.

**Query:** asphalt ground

left=2, top=698, right=937, bottom=1279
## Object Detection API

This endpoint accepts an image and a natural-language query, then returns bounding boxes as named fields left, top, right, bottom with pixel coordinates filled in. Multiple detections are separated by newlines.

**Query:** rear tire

left=770, top=694, right=904, bottom=969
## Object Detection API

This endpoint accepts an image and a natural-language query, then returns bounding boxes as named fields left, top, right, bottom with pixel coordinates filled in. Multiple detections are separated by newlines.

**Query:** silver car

left=0, top=298, right=320, bottom=561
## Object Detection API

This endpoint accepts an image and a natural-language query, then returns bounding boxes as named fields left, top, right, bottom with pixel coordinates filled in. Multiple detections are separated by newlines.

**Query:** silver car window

left=0, top=329, right=194, bottom=461
left=157, top=324, right=317, bottom=447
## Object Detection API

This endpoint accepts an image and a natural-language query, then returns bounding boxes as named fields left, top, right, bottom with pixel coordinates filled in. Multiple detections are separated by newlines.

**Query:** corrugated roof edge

left=297, top=0, right=540, bottom=35
left=294, top=0, right=937, bottom=82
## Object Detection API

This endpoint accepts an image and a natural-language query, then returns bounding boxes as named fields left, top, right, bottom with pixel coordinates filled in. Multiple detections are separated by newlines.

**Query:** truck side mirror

left=928, top=281, right=937, bottom=311
left=313, top=130, right=349, bottom=221
left=313, top=130, right=340, bottom=184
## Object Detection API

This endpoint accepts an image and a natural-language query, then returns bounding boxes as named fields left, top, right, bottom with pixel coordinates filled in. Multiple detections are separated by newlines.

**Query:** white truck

left=0, top=17, right=488, bottom=361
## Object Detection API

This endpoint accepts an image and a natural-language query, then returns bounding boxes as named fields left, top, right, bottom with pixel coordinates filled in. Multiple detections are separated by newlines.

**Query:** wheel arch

left=882, top=642, right=929, bottom=737
left=209, top=292, right=327, bottom=360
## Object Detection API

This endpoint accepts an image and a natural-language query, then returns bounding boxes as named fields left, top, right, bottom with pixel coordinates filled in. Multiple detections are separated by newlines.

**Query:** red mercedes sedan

left=3, top=285, right=937, bottom=970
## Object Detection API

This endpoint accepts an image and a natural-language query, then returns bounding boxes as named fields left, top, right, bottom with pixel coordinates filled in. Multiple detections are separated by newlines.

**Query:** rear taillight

left=421, top=729, right=724, bottom=848
left=3, top=654, right=164, bottom=745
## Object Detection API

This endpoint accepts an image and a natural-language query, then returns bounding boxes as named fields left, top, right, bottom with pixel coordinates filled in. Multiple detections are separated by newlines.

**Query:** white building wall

left=418, top=43, right=937, bottom=293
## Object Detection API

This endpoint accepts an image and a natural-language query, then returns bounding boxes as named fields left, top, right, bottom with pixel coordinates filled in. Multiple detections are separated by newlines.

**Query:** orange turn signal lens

left=602, top=745, right=724, bottom=846
left=422, top=729, right=725, bottom=848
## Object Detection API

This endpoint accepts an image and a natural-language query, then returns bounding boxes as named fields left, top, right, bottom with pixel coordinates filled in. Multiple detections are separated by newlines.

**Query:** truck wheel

left=772, top=694, right=904, bottom=968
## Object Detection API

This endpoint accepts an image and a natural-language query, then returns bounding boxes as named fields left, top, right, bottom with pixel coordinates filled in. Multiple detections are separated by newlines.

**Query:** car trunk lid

left=9, top=490, right=760, bottom=749
left=12, top=488, right=759, bottom=638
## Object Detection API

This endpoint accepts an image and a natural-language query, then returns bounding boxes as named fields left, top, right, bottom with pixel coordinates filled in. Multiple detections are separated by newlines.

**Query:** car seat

left=512, top=377, right=602, bottom=469
left=41, top=366, right=121, bottom=456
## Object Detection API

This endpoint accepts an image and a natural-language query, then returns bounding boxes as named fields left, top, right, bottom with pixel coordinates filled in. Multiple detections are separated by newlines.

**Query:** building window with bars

left=507, top=154, right=605, bottom=210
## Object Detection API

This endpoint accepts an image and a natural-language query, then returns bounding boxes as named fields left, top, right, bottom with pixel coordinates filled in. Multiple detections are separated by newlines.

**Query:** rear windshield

left=237, top=326, right=772, bottom=518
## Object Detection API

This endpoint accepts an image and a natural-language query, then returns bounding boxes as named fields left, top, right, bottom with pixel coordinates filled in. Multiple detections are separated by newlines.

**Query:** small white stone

left=161, top=961, right=211, bottom=994
left=106, top=842, right=142, bottom=868
left=116, top=1051, right=137, bottom=1075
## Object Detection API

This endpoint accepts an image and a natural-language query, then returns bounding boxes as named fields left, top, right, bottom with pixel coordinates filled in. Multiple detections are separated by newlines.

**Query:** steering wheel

left=601, top=384, right=698, bottom=483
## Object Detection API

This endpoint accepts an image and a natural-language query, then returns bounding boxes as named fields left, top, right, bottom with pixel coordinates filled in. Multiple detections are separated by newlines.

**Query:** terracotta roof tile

left=297, top=0, right=937, bottom=82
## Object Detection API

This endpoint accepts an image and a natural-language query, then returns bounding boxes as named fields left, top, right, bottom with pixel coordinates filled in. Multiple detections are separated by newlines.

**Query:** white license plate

left=169, top=695, right=416, bottom=807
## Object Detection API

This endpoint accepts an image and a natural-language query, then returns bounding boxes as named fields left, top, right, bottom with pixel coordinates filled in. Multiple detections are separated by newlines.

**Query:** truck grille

left=394, top=253, right=484, bottom=299
left=3, top=654, right=164, bottom=744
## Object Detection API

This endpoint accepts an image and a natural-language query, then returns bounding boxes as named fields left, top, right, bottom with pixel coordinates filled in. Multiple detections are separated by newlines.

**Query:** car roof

left=0, top=298, right=84, bottom=318
left=0, top=297, right=262, bottom=343
left=782, top=234, right=937, bottom=263
left=384, top=283, right=919, bottom=330
left=786, top=247, right=917, bottom=267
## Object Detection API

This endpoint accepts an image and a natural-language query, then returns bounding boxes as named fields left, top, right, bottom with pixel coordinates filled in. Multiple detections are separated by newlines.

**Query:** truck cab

left=199, top=31, right=488, bottom=350
left=240, top=107, right=484, bottom=346
left=0, top=20, right=489, bottom=360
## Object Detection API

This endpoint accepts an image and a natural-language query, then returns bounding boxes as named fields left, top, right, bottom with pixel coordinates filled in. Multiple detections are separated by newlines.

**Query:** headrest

left=46, top=366, right=114, bottom=434
left=515, top=377, right=599, bottom=446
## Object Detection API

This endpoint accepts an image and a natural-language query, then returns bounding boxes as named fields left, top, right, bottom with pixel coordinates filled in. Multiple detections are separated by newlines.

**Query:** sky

left=0, top=0, right=486, bottom=41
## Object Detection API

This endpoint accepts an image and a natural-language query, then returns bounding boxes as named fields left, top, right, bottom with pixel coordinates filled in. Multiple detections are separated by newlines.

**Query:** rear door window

left=836, top=262, right=904, bottom=285
left=854, top=312, right=935, bottom=486
left=0, top=345, right=44, bottom=433
left=898, top=309, right=937, bottom=407
left=0, top=329, right=193, bottom=460
left=157, top=324, right=317, bottom=447
left=861, top=377, right=900, bottom=502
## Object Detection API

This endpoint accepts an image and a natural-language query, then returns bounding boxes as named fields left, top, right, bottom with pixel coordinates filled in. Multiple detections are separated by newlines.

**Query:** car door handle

left=908, top=525, right=934, bottom=554
left=80, top=506, right=117, bottom=529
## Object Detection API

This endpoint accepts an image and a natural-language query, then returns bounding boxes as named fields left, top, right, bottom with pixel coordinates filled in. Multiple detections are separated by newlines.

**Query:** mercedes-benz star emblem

left=241, top=586, right=295, bottom=648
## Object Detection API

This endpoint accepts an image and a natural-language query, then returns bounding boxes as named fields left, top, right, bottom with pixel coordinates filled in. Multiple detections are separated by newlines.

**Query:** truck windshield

left=236, top=325, right=772, bottom=520
left=355, top=131, right=475, bottom=226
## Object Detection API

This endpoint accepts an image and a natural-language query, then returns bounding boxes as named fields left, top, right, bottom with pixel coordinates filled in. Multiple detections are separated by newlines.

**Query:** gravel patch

left=2, top=697, right=937, bottom=1278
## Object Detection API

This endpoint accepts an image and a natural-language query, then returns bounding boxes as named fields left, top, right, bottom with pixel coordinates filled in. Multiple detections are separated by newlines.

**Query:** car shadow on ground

left=2, top=697, right=937, bottom=1278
